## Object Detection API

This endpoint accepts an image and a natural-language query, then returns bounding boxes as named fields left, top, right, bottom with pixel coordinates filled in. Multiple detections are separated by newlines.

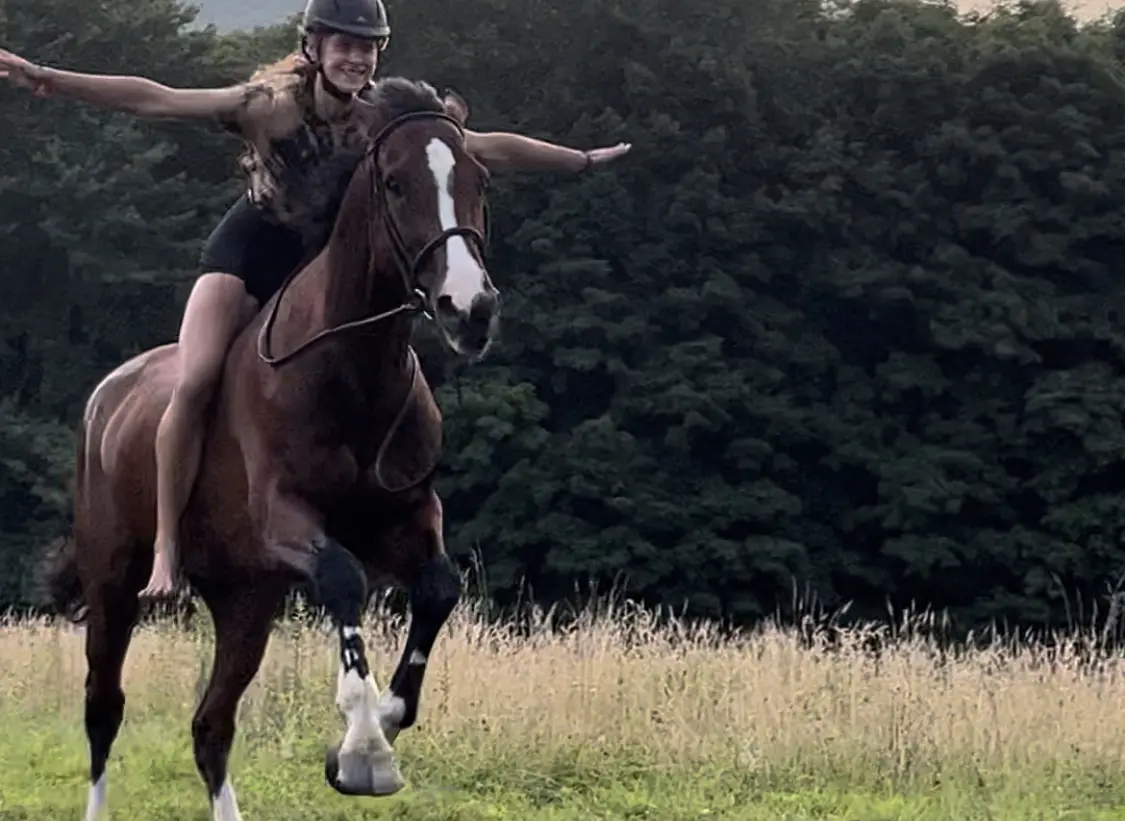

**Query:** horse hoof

left=324, top=744, right=405, bottom=797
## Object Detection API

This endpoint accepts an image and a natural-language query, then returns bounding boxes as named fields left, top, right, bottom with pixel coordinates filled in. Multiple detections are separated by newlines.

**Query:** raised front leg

left=367, top=491, right=461, bottom=745
left=263, top=492, right=404, bottom=797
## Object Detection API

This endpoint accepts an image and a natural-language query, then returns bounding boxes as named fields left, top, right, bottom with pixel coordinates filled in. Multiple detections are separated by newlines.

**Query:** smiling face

left=378, top=116, right=497, bottom=358
left=315, top=31, right=387, bottom=94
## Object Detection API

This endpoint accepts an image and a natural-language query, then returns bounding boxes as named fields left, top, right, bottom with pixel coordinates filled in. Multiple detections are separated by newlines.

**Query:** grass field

left=2, top=597, right=1125, bottom=820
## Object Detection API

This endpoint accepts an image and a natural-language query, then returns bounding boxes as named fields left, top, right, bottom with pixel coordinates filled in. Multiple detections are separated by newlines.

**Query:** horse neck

left=274, top=158, right=413, bottom=384
left=320, top=159, right=397, bottom=324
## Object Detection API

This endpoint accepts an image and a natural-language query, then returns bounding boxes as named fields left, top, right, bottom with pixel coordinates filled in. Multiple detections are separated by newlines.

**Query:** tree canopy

left=3, top=0, right=1125, bottom=635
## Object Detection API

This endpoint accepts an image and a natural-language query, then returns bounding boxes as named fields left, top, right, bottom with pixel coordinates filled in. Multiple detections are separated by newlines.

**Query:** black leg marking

left=84, top=597, right=139, bottom=789
left=86, top=678, right=126, bottom=784
left=310, top=535, right=369, bottom=626
left=339, top=627, right=370, bottom=678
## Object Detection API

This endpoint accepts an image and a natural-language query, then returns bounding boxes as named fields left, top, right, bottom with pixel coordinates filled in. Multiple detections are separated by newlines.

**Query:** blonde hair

left=247, top=50, right=316, bottom=98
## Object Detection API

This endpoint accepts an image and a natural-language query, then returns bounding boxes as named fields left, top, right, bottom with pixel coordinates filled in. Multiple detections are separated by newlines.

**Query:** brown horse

left=38, top=77, right=497, bottom=821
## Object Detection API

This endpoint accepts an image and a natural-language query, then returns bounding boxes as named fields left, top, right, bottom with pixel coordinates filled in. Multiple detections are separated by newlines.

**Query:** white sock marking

left=426, top=138, right=485, bottom=313
left=212, top=779, right=242, bottom=821
left=336, top=655, right=393, bottom=759
left=84, top=773, right=107, bottom=821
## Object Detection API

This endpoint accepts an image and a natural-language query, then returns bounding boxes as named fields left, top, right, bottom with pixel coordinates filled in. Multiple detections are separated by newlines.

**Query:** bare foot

left=140, top=545, right=179, bottom=599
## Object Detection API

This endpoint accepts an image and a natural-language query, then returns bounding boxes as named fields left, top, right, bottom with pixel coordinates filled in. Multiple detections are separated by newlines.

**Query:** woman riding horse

left=0, top=0, right=631, bottom=599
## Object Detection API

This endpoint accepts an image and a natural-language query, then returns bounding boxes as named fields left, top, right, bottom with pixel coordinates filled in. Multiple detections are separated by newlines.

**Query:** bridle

left=256, top=108, right=488, bottom=366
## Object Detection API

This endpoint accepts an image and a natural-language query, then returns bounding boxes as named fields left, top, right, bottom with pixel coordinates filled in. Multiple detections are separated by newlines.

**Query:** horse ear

left=442, top=87, right=470, bottom=125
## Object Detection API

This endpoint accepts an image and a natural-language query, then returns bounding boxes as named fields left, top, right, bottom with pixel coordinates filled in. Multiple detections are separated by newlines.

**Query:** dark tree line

left=3, top=0, right=1125, bottom=634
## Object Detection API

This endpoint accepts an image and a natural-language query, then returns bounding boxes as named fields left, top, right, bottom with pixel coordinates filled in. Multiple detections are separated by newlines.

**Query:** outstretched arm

left=441, top=89, right=630, bottom=173
left=465, top=130, right=631, bottom=173
left=0, top=48, right=259, bottom=124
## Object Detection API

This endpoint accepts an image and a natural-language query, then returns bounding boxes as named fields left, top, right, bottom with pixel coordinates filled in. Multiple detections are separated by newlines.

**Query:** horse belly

left=185, top=422, right=253, bottom=547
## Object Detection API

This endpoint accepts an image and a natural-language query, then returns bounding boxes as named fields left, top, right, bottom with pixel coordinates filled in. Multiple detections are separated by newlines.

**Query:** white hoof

left=324, top=744, right=404, bottom=796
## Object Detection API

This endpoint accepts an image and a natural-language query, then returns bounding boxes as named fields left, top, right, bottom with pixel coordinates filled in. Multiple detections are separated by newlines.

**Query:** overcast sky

left=191, top=0, right=296, bottom=31
left=190, top=0, right=1119, bottom=33
left=959, top=0, right=1117, bottom=19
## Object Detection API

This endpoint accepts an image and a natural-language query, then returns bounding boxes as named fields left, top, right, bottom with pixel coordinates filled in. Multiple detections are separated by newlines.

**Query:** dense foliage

left=3, top=0, right=1125, bottom=633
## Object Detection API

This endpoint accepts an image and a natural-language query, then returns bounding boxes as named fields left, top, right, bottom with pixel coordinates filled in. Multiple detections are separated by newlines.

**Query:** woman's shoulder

left=231, top=55, right=313, bottom=136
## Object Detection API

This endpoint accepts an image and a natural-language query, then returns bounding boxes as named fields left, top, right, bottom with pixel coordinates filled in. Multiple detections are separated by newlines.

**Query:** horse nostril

left=469, top=291, right=499, bottom=324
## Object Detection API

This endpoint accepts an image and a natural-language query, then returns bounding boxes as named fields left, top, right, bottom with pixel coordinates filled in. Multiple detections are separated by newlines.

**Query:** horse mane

left=361, top=76, right=446, bottom=121
left=332, top=77, right=448, bottom=235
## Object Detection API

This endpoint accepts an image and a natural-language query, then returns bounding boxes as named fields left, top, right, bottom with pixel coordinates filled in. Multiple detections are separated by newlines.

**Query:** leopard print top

left=219, top=72, right=377, bottom=250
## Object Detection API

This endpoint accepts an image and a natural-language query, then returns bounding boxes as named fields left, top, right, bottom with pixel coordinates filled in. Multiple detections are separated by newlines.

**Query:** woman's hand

left=0, top=48, right=53, bottom=96
left=583, top=141, right=632, bottom=168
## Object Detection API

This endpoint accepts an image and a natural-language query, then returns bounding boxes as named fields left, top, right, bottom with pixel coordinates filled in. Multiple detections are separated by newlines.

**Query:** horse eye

left=385, top=175, right=404, bottom=196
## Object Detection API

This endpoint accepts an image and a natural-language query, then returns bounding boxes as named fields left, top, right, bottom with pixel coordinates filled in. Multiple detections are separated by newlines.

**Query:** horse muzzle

left=434, top=289, right=500, bottom=359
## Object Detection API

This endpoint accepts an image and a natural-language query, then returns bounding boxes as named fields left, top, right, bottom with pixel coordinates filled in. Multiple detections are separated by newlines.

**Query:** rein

left=256, top=109, right=488, bottom=367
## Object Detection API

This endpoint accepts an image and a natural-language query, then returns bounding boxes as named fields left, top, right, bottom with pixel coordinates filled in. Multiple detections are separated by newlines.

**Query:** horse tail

left=35, top=423, right=87, bottom=624
left=38, top=532, right=85, bottom=624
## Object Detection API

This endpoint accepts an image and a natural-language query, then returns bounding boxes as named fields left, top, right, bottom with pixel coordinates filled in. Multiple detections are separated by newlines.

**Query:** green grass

left=3, top=603, right=1125, bottom=819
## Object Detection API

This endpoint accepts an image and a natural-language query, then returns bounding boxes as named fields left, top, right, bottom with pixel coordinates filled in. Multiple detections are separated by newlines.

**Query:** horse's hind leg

left=191, top=583, right=281, bottom=821
left=369, top=491, right=460, bottom=745
left=82, top=586, right=141, bottom=821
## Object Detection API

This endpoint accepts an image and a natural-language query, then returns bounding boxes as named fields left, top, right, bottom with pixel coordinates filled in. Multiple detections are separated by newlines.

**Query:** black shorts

left=199, top=194, right=307, bottom=306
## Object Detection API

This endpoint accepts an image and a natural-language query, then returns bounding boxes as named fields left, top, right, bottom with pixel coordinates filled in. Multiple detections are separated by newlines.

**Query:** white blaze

left=425, top=138, right=485, bottom=313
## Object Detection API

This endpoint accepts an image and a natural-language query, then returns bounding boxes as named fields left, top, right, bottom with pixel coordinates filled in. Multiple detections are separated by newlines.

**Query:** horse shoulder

left=366, top=364, right=444, bottom=495
left=229, top=369, right=361, bottom=516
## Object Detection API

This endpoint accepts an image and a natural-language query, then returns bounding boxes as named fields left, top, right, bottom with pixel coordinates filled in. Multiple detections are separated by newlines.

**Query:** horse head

left=258, top=77, right=498, bottom=367
left=361, top=79, right=498, bottom=357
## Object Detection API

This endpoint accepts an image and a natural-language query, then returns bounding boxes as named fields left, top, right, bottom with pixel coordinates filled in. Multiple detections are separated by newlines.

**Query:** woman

left=0, top=0, right=632, bottom=598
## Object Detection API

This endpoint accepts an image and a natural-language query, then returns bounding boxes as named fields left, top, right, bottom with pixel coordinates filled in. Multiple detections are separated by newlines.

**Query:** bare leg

left=145, top=391, right=203, bottom=597
left=143, top=273, right=255, bottom=599
left=192, top=583, right=282, bottom=821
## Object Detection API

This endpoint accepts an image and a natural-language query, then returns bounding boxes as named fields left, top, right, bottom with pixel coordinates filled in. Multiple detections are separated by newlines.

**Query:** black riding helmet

left=300, top=0, right=390, bottom=98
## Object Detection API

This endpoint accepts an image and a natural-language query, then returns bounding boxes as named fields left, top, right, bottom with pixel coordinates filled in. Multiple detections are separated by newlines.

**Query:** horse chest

left=310, top=367, right=443, bottom=498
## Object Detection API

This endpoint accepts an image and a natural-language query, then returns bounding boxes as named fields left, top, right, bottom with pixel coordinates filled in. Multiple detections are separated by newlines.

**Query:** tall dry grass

left=2, top=596, right=1125, bottom=790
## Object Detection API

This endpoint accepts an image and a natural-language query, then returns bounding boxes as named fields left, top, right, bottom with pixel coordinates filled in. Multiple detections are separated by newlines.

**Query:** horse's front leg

left=264, top=494, right=404, bottom=797
left=369, top=490, right=460, bottom=745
